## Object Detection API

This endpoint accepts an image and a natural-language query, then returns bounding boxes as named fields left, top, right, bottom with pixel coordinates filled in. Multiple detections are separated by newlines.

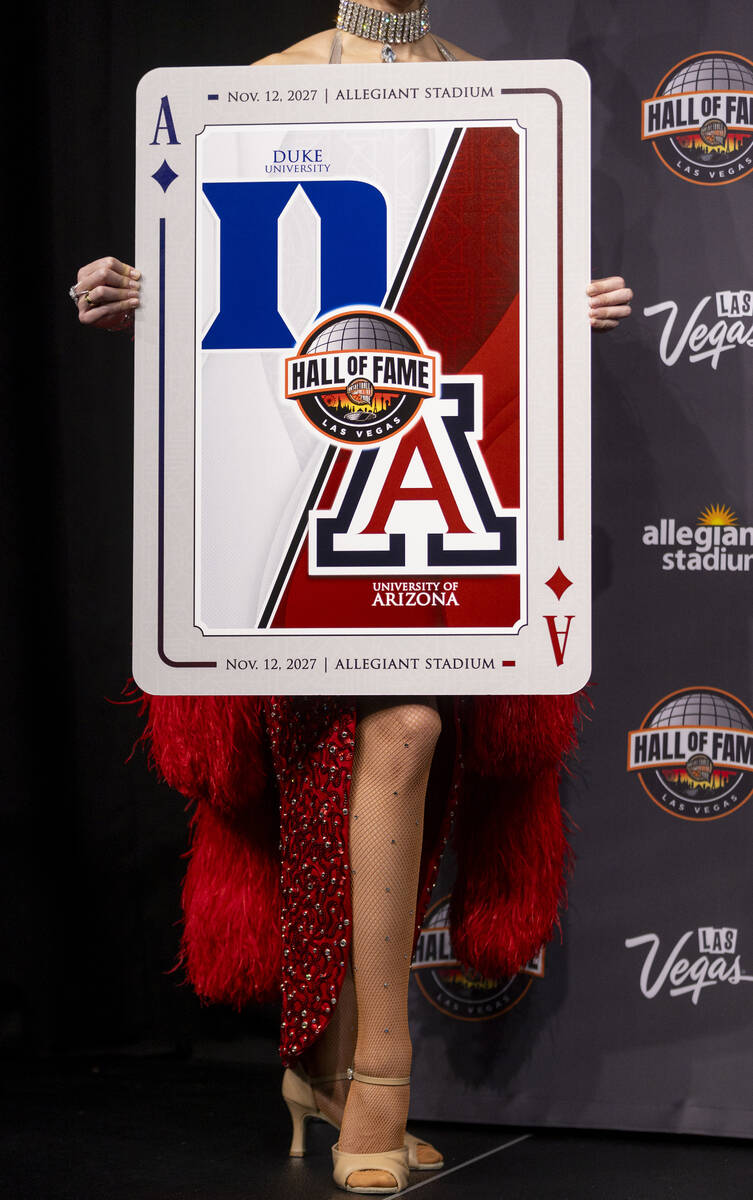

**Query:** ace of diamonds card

left=133, top=60, right=590, bottom=695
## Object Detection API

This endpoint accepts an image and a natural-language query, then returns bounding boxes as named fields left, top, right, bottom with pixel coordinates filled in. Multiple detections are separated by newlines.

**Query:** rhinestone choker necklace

left=336, top=1, right=431, bottom=62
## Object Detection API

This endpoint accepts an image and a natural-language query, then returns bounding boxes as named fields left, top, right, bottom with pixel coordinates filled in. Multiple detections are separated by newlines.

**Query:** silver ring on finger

left=69, top=283, right=88, bottom=305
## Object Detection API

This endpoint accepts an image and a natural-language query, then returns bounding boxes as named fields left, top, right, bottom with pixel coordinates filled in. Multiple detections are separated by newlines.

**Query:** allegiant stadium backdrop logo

left=627, top=687, right=753, bottom=820
left=285, top=308, right=437, bottom=445
left=411, top=895, right=544, bottom=1021
left=642, top=52, right=753, bottom=185
left=642, top=504, right=753, bottom=573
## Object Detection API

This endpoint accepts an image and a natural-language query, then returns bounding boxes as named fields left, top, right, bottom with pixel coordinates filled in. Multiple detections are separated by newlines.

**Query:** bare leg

left=300, top=958, right=357, bottom=1125
left=337, top=699, right=441, bottom=1188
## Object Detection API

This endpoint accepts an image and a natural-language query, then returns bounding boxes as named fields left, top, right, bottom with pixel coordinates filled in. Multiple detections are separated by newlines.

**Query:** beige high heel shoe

left=282, top=1064, right=344, bottom=1156
left=282, top=1065, right=444, bottom=1171
left=403, top=1129, right=443, bottom=1170
left=331, top=1070, right=411, bottom=1195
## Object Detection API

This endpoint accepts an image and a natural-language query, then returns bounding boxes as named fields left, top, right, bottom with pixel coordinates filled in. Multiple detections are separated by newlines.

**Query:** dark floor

left=0, top=1053, right=750, bottom=1200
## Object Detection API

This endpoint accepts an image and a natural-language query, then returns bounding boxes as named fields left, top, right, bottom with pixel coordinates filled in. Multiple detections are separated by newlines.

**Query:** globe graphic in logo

left=305, top=312, right=418, bottom=357
left=650, top=52, right=753, bottom=184
left=636, top=687, right=753, bottom=820
left=648, top=689, right=752, bottom=734
left=660, top=55, right=753, bottom=96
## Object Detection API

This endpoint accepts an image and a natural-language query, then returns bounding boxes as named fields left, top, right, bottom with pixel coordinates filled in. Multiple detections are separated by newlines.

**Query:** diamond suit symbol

left=152, top=160, right=178, bottom=192
left=545, top=568, right=573, bottom=599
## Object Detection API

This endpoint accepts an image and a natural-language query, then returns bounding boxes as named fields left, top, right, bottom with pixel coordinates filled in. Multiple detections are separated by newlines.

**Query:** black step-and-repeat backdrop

left=7, top=0, right=750, bottom=1142
left=409, top=0, right=753, bottom=1140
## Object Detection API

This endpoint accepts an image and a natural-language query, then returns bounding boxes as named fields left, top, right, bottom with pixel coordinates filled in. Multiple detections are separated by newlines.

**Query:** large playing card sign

left=133, top=61, right=590, bottom=695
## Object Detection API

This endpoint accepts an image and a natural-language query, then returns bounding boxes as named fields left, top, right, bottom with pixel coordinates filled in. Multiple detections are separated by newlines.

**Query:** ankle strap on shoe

left=347, top=1067, right=411, bottom=1086
left=293, top=1064, right=350, bottom=1085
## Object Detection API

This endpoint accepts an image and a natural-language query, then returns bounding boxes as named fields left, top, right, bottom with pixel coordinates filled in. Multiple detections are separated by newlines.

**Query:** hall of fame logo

left=285, top=308, right=436, bottom=445
left=641, top=51, right=753, bottom=185
left=627, top=686, right=753, bottom=820
left=411, top=895, right=544, bottom=1021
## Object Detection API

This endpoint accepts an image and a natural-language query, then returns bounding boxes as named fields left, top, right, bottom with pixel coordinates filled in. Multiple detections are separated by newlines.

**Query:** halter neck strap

left=329, top=29, right=343, bottom=63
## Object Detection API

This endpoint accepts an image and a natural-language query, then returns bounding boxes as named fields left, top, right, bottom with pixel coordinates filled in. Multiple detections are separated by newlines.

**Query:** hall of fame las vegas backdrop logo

left=627, top=686, right=753, bottom=820
left=411, top=895, right=545, bottom=1021
left=642, top=51, right=753, bottom=185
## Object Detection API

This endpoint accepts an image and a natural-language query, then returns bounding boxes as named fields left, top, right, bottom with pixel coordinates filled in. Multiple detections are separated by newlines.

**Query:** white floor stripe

left=398, top=1133, right=532, bottom=1194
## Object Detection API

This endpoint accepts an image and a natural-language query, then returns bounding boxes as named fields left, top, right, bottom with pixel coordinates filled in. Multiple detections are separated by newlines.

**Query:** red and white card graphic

left=133, top=61, right=590, bottom=694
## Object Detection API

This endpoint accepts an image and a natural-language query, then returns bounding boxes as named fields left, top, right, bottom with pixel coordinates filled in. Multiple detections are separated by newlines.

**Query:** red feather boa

left=141, top=693, right=581, bottom=1041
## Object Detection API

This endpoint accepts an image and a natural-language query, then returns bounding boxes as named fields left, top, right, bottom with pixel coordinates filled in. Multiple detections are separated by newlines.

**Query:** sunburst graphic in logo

left=697, top=503, right=738, bottom=527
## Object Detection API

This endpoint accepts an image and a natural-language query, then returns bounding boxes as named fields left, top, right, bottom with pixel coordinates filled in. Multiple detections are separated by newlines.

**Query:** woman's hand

left=588, top=276, right=633, bottom=331
left=73, top=256, right=141, bottom=330
left=72, top=260, right=633, bottom=334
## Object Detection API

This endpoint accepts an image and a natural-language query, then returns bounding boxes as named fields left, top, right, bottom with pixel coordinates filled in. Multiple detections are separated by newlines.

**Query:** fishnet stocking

left=339, top=700, right=441, bottom=1157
